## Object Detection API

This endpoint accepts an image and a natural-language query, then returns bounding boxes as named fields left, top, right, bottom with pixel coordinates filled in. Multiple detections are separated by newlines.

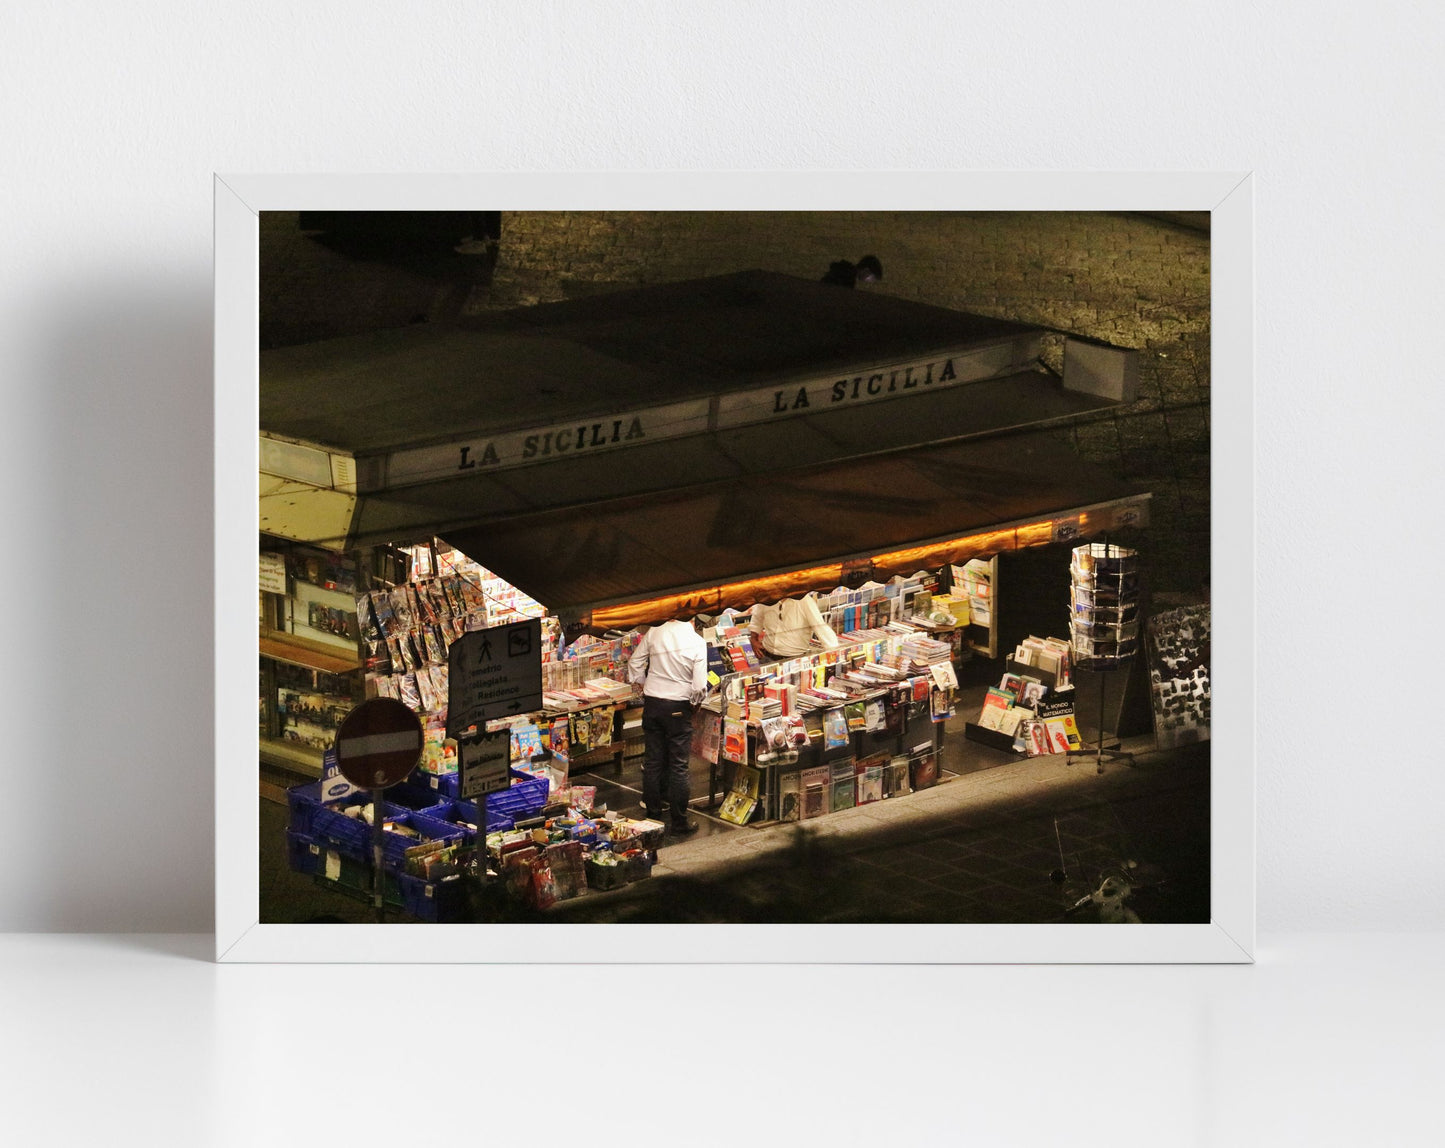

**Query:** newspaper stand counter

left=700, top=627, right=950, bottom=821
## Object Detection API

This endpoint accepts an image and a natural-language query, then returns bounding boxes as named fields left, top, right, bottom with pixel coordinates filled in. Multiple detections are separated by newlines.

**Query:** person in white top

left=627, top=617, right=709, bottom=836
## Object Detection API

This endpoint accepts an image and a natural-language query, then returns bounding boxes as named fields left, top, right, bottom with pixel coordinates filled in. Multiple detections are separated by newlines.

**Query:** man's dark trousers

left=641, top=695, right=692, bottom=827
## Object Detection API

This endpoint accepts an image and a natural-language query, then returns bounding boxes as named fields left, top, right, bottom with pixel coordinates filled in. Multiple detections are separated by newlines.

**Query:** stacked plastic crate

left=283, top=772, right=552, bottom=921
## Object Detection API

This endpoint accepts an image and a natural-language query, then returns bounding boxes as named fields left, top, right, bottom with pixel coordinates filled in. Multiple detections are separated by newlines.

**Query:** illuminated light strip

left=585, top=498, right=1149, bottom=631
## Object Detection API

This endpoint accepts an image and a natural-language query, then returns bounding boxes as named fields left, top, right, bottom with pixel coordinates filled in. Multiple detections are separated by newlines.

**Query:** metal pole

left=1096, top=671, right=1106, bottom=775
left=1097, top=536, right=1109, bottom=776
left=475, top=791, right=489, bottom=922
left=372, top=785, right=386, bottom=923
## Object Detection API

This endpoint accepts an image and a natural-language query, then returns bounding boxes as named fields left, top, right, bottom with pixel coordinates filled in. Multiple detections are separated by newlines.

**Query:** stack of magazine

left=975, top=670, right=1083, bottom=756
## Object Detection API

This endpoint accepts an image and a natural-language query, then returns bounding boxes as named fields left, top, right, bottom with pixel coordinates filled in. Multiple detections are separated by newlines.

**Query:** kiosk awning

left=440, top=431, right=1151, bottom=629
left=260, top=271, right=1140, bottom=553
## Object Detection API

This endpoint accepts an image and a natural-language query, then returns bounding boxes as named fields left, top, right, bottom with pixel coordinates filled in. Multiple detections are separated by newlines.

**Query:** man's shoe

left=669, top=819, right=700, bottom=838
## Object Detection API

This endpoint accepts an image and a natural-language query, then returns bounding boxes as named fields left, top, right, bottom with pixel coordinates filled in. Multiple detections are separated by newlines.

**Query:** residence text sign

left=446, top=618, right=543, bottom=736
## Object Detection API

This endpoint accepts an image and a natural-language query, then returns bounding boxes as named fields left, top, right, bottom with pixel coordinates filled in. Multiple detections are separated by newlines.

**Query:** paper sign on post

left=458, top=730, right=511, bottom=800
left=929, top=661, right=959, bottom=690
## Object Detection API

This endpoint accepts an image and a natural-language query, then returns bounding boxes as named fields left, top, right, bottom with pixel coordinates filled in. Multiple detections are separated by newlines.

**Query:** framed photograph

left=218, top=172, right=1253, bottom=963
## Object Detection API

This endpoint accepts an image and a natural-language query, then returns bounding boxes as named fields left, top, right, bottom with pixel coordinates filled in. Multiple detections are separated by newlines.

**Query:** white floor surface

left=1, top=931, right=1440, bottom=1147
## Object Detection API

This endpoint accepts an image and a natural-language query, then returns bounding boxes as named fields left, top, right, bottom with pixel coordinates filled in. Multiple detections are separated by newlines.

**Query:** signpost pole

left=475, top=791, right=489, bottom=914
left=445, top=618, right=544, bottom=921
left=372, top=786, right=386, bottom=922
left=332, top=697, right=423, bottom=921
left=457, top=731, right=510, bottom=915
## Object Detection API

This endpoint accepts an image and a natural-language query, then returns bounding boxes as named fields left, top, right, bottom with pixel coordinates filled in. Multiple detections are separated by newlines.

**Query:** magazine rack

left=704, top=628, right=946, bottom=819
left=1066, top=541, right=1140, bottom=774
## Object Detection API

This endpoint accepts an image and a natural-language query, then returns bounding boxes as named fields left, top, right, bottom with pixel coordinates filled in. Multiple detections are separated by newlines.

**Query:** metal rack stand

left=1067, top=537, right=1140, bottom=775
left=1067, top=662, right=1136, bottom=774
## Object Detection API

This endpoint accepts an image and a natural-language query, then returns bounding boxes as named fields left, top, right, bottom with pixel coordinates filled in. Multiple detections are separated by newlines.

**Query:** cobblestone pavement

left=552, top=738, right=1208, bottom=925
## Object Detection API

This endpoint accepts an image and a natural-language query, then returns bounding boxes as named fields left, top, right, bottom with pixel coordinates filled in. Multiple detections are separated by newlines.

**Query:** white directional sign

left=458, top=730, right=512, bottom=800
left=446, top=618, right=544, bottom=736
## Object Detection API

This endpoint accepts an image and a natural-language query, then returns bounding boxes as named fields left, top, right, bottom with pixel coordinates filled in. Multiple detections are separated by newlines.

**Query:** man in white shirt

left=627, top=617, right=709, bottom=837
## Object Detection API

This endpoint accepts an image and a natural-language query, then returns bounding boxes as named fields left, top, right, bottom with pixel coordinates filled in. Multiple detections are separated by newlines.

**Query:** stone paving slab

left=261, top=736, right=1208, bottom=925
left=542, top=740, right=1208, bottom=924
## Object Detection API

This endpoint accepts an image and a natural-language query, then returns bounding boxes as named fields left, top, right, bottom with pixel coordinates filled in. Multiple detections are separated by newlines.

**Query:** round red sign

left=333, top=697, right=424, bottom=790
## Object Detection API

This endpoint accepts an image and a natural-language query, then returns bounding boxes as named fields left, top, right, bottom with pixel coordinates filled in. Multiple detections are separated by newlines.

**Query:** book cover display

left=718, top=790, right=757, bottom=825
left=856, top=754, right=886, bottom=805
left=1034, top=692, right=1082, bottom=753
left=1041, top=717, right=1078, bottom=754
left=634, top=591, right=960, bottom=828
left=909, top=747, right=938, bottom=790
left=695, top=710, right=723, bottom=764
left=1021, top=720, right=1052, bottom=757
left=976, top=685, right=1016, bottom=731
left=800, top=765, right=829, bottom=819
left=721, top=710, right=748, bottom=764
left=966, top=655, right=1082, bottom=757
left=884, top=756, right=911, bottom=799
left=779, top=770, right=803, bottom=822
left=997, top=706, right=1030, bottom=738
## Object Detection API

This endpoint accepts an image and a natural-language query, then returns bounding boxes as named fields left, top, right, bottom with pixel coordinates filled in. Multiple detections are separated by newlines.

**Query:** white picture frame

left=217, top=171, right=1253, bottom=963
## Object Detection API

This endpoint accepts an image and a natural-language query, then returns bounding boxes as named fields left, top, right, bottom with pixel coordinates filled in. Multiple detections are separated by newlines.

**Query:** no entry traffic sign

left=334, top=697, right=424, bottom=789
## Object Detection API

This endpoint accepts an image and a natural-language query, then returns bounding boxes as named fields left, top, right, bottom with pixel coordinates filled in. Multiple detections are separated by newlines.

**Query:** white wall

left=2, top=2, right=1439, bottom=932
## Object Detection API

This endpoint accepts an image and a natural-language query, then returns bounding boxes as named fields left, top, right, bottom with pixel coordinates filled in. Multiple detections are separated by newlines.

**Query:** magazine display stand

left=1066, top=541, right=1140, bottom=774
left=955, top=556, right=998, bottom=659
left=702, top=627, right=949, bottom=821
left=962, top=657, right=1064, bottom=752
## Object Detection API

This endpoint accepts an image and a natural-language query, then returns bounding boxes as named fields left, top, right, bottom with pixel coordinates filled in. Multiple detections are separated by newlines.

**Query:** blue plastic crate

left=286, top=782, right=324, bottom=835
left=382, top=782, right=450, bottom=816
left=311, top=807, right=468, bottom=867
left=380, top=814, right=467, bottom=869
left=286, top=829, right=323, bottom=875
left=452, top=773, right=550, bottom=832
left=409, top=768, right=460, bottom=799
left=311, top=801, right=406, bottom=861
left=397, top=872, right=469, bottom=922
left=289, top=781, right=398, bottom=836
left=410, top=809, right=475, bottom=846
left=313, top=859, right=405, bottom=908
